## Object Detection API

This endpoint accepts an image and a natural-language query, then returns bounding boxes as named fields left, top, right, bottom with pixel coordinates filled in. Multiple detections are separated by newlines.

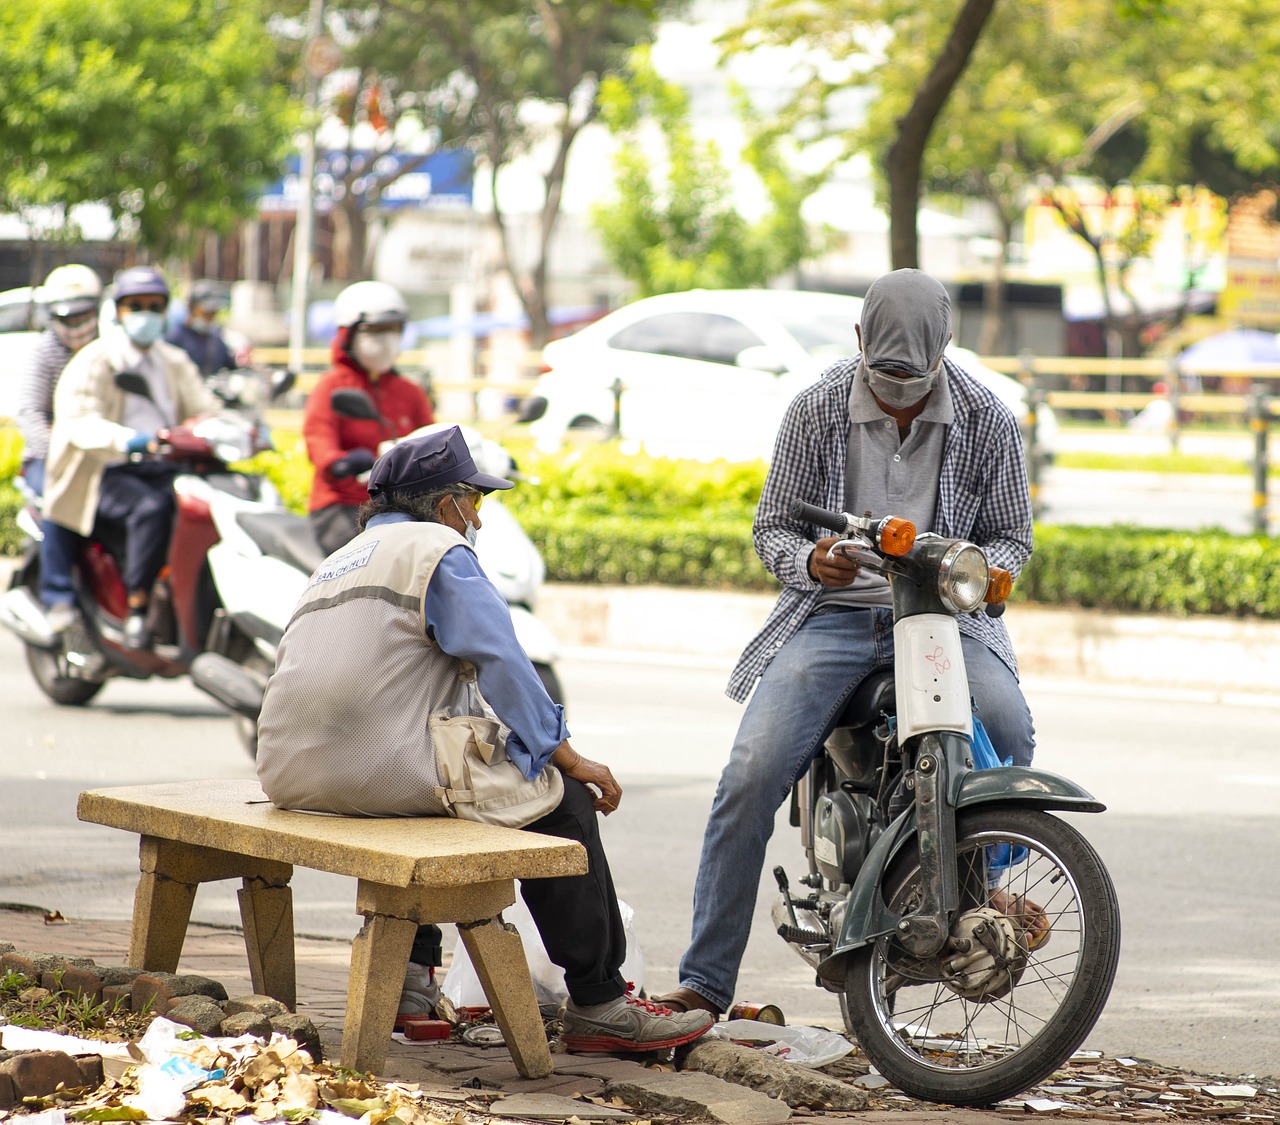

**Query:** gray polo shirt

left=815, top=363, right=953, bottom=609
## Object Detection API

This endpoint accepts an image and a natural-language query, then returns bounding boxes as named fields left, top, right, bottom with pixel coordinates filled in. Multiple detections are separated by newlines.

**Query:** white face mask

left=352, top=331, right=401, bottom=376
left=451, top=497, right=478, bottom=547
left=121, top=310, right=166, bottom=348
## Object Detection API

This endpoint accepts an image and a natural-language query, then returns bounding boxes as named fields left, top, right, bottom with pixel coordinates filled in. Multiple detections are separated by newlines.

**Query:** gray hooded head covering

left=859, top=269, right=952, bottom=378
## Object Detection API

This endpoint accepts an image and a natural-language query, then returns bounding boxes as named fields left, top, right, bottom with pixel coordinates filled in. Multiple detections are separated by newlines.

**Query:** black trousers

left=96, top=463, right=178, bottom=596
left=413, top=777, right=628, bottom=1008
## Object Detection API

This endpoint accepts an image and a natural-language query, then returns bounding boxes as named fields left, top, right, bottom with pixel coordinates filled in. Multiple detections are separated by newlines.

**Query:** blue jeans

left=23, top=459, right=82, bottom=609
left=677, top=606, right=1035, bottom=1010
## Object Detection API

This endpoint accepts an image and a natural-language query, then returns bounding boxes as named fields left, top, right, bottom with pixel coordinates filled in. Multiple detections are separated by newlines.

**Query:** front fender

left=816, top=766, right=1105, bottom=985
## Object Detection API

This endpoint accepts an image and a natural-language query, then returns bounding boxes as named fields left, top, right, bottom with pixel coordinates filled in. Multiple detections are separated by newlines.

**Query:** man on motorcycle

left=256, top=426, right=714, bottom=1055
left=302, top=280, right=435, bottom=555
left=165, top=278, right=235, bottom=376
left=43, top=266, right=217, bottom=649
left=15, top=264, right=103, bottom=632
left=657, top=268, right=1036, bottom=1018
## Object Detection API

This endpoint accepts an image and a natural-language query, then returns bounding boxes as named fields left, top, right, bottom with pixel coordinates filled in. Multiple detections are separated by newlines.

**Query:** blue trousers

left=95, top=463, right=178, bottom=596
left=677, top=606, right=1036, bottom=1011
left=24, top=459, right=83, bottom=609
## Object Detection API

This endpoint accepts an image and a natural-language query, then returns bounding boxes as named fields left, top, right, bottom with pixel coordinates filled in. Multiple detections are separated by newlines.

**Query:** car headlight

left=937, top=542, right=990, bottom=614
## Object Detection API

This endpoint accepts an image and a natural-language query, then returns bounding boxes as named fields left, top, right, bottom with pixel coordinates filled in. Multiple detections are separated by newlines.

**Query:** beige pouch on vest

left=430, top=712, right=565, bottom=828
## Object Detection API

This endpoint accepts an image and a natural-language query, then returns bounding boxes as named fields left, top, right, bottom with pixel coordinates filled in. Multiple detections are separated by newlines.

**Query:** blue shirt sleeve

left=424, top=544, right=568, bottom=779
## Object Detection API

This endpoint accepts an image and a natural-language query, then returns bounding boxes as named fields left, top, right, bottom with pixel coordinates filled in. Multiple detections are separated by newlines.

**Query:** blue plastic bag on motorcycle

left=972, top=715, right=1029, bottom=873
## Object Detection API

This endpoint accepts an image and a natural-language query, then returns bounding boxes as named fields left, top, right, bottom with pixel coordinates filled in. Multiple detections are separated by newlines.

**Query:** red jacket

left=303, top=331, right=435, bottom=512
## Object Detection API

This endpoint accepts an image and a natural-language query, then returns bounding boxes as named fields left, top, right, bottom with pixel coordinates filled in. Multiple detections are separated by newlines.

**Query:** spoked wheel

left=843, top=807, right=1120, bottom=1107
left=25, top=643, right=106, bottom=706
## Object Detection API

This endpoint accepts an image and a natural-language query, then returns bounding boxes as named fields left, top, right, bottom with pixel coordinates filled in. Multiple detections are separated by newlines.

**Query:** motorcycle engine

left=812, top=790, right=879, bottom=885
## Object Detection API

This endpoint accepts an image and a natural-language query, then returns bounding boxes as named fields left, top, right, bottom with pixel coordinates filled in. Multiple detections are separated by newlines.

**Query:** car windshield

left=776, top=308, right=861, bottom=360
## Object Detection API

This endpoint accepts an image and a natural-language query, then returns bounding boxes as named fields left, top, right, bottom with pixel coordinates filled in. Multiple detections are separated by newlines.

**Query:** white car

left=524, top=289, right=1056, bottom=463
left=0, top=287, right=42, bottom=423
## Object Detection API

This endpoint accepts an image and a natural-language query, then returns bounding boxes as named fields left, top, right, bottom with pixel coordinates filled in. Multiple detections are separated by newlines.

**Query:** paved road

left=1, top=628, right=1277, bottom=1079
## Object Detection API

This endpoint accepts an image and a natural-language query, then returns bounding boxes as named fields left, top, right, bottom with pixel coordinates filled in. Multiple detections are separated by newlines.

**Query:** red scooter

left=0, top=369, right=293, bottom=706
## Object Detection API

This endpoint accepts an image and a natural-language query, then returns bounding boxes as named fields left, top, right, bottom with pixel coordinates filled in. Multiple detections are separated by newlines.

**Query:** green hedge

left=4, top=431, right=1279, bottom=619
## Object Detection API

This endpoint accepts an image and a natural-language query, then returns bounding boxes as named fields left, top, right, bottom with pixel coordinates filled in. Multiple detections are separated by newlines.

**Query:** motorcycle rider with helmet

left=15, top=264, right=104, bottom=633
left=165, top=278, right=235, bottom=377
left=43, top=265, right=217, bottom=649
left=302, top=280, right=435, bottom=555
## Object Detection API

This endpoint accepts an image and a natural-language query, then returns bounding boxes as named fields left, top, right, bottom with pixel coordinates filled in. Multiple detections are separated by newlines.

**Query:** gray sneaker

left=45, top=602, right=82, bottom=635
left=560, top=990, right=715, bottom=1054
left=396, top=961, right=441, bottom=1026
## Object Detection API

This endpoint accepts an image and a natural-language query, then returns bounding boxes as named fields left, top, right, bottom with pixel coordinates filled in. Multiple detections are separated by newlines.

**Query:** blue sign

left=258, top=148, right=473, bottom=214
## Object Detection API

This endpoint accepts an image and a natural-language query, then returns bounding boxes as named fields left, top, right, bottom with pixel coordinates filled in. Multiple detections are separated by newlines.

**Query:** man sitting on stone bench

left=256, top=426, right=714, bottom=1055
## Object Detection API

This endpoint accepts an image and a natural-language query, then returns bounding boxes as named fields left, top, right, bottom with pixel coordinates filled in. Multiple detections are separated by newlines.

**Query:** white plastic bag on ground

left=707, top=1020, right=855, bottom=1069
left=443, top=898, right=644, bottom=1009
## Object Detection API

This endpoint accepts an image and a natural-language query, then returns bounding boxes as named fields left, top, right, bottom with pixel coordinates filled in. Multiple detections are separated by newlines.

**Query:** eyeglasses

left=466, top=490, right=484, bottom=511
left=118, top=298, right=167, bottom=314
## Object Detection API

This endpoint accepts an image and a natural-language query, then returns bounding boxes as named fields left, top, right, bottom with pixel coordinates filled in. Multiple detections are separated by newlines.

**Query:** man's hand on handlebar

left=809, top=536, right=860, bottom=587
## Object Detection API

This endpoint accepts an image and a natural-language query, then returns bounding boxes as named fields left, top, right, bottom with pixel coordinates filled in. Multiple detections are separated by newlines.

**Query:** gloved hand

left=330, top=448, right=376, bottom=479
left=125, top=431, right=155, bottom=456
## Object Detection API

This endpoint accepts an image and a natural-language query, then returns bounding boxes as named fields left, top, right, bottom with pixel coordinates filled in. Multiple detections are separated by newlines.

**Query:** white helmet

left=333, top=280, right=408, bottom=330
left=38, top=264, right=103, bottom=317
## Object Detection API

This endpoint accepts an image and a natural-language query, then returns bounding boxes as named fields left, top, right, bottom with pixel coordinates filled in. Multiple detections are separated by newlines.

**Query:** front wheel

left=25, top=644, right=106, bottom=706
left=843, top=807, right=1120, bottom=1107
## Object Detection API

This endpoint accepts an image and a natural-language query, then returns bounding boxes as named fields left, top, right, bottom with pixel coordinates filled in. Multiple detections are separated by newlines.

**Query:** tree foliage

left=590, top=49, right=827, bottom=296
left=0, top=0, right=296, bottom=257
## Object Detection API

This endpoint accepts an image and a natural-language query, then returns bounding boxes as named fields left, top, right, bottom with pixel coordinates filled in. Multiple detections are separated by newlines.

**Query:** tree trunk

left=886, top=0, right=999, bottom=270
left=977, top=210, right=1014, bottom=355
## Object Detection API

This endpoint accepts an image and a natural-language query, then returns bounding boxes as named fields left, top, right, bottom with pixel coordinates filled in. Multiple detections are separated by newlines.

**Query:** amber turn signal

left=878, top=517, right=916, bottom=556
left=985, top=567, right=1013, bottom=604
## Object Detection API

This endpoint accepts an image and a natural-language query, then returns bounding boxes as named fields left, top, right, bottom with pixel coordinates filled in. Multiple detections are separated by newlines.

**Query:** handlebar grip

left=789, top=500, right=849, bottom=533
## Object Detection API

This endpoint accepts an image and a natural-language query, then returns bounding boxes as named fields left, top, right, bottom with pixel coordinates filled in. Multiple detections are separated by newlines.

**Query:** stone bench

left=76, top=778, right=587, bottom=1079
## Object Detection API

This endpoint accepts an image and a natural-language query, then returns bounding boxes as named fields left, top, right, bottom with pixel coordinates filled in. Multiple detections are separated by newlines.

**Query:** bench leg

left=458, top=917, right=554, bottom=1080
left=239, top=875, right=296, bottom=1010
left=342, top=911, right=417, bottom=1076
left=129, top=870, right=197, bottom=972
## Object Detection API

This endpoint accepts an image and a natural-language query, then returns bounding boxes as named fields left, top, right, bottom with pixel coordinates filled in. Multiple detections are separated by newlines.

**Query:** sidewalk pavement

left=536, top=584, right=1280, bottom=698
left=0, top=907, right=994, bottom=1123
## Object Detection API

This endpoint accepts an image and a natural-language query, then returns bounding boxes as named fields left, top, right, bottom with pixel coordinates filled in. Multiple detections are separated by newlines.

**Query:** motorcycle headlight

left=193, top=415, right=255, bottom=464
left=937, top=542, right=990, bottom=614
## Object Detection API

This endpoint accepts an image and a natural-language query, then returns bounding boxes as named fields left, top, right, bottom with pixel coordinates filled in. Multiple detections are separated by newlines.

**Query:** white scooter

left=190, top=400, right=563, bottom=757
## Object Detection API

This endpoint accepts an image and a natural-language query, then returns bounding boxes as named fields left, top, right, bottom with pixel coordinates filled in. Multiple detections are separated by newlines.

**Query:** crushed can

left=729, top=1002, right=785, bottom=1025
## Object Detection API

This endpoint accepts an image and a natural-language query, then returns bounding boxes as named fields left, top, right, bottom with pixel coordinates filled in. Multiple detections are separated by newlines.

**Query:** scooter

left=0, top=368, right=295, bottom=708
left=189, top=390, right=564, bottom=757
left=771, top=500, right=1120, bottom=1107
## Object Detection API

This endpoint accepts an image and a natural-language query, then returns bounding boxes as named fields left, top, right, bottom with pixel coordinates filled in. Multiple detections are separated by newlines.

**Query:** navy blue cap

left=367, top=425, right=514, bottom=498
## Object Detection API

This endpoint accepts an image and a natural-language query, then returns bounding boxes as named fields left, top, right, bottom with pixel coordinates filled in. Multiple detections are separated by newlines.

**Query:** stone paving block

left=683, top=1040, right=867, bottom=1111
left=75, top=1055, right=104, bottom=1088
left=0, top=1072, right=14, bottom=1110
left=488, top=1092, right=635, bottom=1120
left=0, top=1050, right=87, bottom=1099
left=167, top=994, right=228, bottom=1036
left=42, top=965, right=104, bottom=1002
left=606, top=1069, right=792, bottom=1124
left=270, top=1013, right=323, bottom=1063
left=102, top=984, right=132, bottom=1011
left=221, top=1011, right=273, bottom=1039
left=226, top=994, right=290, bottom=1019
left=131, top=971, right=227, bottom=1014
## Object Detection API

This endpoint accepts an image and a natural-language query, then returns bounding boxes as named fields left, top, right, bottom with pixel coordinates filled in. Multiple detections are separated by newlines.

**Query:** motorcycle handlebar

left=789, top=500, right=850, bottom=534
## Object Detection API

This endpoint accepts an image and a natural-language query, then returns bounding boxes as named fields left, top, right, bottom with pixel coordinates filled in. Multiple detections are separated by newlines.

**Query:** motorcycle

left=188, top=388, right=564, bottom=757
left=771, top=500, right=1120, bottom=1107
left=0, top=367, right=296, bottom=708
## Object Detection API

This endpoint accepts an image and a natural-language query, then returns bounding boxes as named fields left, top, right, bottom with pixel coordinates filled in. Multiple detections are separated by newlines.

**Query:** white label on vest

left=311, top=539, right=378, bottom=585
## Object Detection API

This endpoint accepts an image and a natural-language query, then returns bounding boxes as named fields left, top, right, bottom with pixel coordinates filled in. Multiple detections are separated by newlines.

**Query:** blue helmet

left=113, top=265, right=170, bottom=302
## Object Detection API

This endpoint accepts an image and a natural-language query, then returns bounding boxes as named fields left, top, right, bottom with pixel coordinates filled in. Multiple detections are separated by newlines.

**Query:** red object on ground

left=395, top=1016, right=452, bottom=1040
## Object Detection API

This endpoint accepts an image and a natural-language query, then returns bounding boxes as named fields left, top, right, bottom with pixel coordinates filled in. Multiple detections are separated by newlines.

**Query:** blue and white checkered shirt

left=727, top=354, right=1034, bottom=702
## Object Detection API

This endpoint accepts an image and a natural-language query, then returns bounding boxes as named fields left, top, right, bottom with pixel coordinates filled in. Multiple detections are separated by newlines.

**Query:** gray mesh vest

left=256, top=521, right=490, bottom=816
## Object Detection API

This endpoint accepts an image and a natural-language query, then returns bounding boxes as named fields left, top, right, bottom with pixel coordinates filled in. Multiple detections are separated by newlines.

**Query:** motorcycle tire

left=533, top=661, right=565, bottom=709
left=843, top=806, right=1120, bottom=1107
left=25, top=644, right=106, bottom=706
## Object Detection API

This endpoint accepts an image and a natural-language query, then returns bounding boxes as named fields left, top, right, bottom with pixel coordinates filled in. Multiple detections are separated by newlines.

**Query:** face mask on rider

left=352, top=330, right=401, bottom=376
left=865, top=364, right=939, bottom=408
left=51, top=315, right=98, bottom=352
left=120, top=310, right=166, bottom=348
left=450, top=497, right=478, bottom=547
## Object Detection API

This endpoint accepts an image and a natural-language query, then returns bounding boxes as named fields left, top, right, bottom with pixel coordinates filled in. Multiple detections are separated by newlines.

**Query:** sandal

left=989, top=888, right=1052, bottom=952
